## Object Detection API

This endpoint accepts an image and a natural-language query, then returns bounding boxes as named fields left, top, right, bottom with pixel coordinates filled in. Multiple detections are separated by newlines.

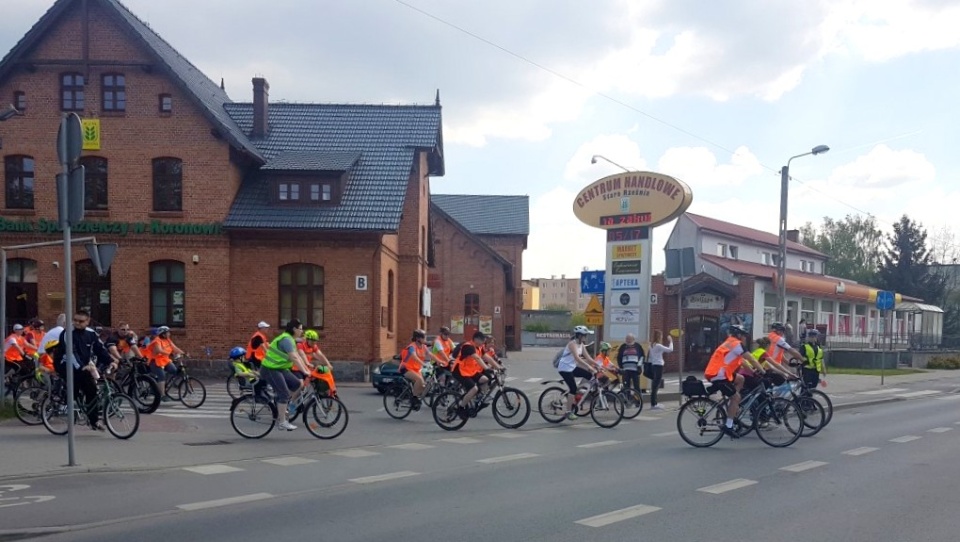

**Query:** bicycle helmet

left=600, top=342, right=611, bottom=351
left=304, top=329, right=320, bottom=341
left=729, top=324, right=748, bottom=337
left=439, top=326, right=451, bottom=335
left=229, top=346, right=247, bottom=359
left=573, top=325, right=593, bottom=336
left=412, top=329, right=426, bottom=340
left=156, top=325, right=171, bottom=334
left=806, top=329, right=820, bottom=338
left=770, top=322, right=786, bottom=332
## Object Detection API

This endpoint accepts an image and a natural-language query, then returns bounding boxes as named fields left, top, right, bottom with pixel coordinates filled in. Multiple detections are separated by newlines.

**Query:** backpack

left=451, top=342, right=464, bottom=361
left=551, top=347, right=566, bottom=368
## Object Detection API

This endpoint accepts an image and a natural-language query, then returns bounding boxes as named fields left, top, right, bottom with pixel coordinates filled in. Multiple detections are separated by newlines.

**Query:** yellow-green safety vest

left=261, top=332, right=295, bottom=370
left=802, top=343, right=824, bottom=373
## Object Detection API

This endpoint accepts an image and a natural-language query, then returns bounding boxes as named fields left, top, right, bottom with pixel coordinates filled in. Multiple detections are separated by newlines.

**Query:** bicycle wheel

left=492, top=387, right=530, bottom=429
left=383, top=383, right=414, bottom=420
left=676, top=397, right=725, bottom=448
left=226, top=375, right=242, bottom=400
left=40, top=393, right=70, bottom=436
left=104, top=394, right=140, bottom=439
left=164, top=375, right=183, bottom=401
left=304, top=396, right=348, bottom=439
left=178, top=377, right=207, bottom=408
left=537, top=386, right=568, bottom=424
left=795, top=395, right=826, bottom=438
left=130, top=375, right=161, bottom=414
left=591, top=390, right=624, bottom=428
left=230, top=394, right=277, bottom=439
left=619, top=388, right=644, bottom=419
left=14, top=383, right=46, bottom=426
left=809, top=389, right=833, bottom=427
left=755, top=398, right=803, bottom=448
left=432, top=391, right=468, bottom=431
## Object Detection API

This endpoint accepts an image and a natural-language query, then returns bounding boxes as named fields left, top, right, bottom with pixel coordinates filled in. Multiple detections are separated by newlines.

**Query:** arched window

left=150, top=260, right=185, bottom=327
left=387, top=270, right=395, bottom=332
left=5, top=258, right=37, bottom=332
left=279, top=264, right=324, bottom=328
left=76, top=259, right=111, bottom=326
left=79, top=156, right=108, bottom=210
left=4, top=155, right=34, bottom=209
left=152, top=157, right=182, bottom=211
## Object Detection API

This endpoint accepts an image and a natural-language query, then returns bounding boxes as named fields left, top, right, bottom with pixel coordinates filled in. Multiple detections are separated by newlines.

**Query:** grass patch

left=827, top=367, right=926, bottom=376
left=0, top=400, right=15, bottom=420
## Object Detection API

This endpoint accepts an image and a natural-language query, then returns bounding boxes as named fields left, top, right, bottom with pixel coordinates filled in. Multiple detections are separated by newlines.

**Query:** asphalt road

left=5, top=392, right=960, bottom=541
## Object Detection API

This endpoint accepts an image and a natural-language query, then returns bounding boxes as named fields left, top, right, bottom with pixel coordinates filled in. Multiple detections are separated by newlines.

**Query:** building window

left=728, top=246, right=739, bottom=260
left=159, top=93, right=172, bottom=113
left=76, top=259, right=111, bottom=326
left=13, top=91, right=26, bottom=112
left=279, top=182, right=300, bottom=201
left=61, top=73, right=84, bottom=111
left=387, top=270, right=395, bottom=332
left=800, top=297, right=815, bottom=328
left=716, top=243, right=727, bottom=257
left=838, top=302, right=851, bottom=336
left=79, top=156, right=108, bottom=210
left=309, top=182, right=332, bottom=202
left=279, top=264, right=324, bottom=328
left=152, top=158, right=182, bottom=211
left=761, top=252, right=771, bottom=266
left=4, top=155, right=34, bottom=209
left=5, top=259, right=38, bottom=332
left=150, top=260, right=185, bottom=327
left=102, top=73, right=126, bottom=112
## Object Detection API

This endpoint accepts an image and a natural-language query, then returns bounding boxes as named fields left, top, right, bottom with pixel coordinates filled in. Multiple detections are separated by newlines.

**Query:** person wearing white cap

left=245, top=321, right=271, bottom=369
left=4, top=324, right=30, bottom=376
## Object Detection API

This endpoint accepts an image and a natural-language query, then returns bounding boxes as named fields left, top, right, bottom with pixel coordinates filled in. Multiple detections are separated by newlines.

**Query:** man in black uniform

left=53, top=310, right=120, bottom=430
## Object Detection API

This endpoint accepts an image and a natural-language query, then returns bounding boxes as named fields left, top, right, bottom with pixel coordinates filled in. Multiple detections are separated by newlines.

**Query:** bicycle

left=789, top=360, right=833, bottom=427
left=603, top=369, right=644, bottom=419
left=230, top=369, right=348, bottom=439
left=40, top=369, right=140, bottom=439
left=108, top=357, right=161, bottom=414
left=675, top=376, right=803, bottom=448
left=162, top=357, right=207, bottom=408
left=537, top=374, right=625, bottom=428
left=14, top=369, right=53, bottom=426
left=769, top=377, right=827, bottom=438
left=432, top=368, right=531, bottom=431
left=382, top=363, right=459, bottom=420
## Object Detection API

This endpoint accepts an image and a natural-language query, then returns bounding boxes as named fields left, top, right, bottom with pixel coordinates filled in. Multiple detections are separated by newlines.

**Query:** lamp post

left=777, top=144, right=830, bottom=324
left=591, top=154, right=631, bottom=172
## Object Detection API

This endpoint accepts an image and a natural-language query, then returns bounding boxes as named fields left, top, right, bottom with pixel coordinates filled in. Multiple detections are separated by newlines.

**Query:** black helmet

left=412, top=329, right=426, bottom=340
left=439, top=326, right=451, bottom=335
left=770, top=322, right=786, bottom=332
left=729, top=324, right=748, bottom=337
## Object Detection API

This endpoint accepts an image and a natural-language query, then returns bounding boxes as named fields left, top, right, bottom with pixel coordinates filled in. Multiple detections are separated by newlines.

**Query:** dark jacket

left=54, top=327, right=112, bottom=370
left=617, top=342, right=645, bottom=370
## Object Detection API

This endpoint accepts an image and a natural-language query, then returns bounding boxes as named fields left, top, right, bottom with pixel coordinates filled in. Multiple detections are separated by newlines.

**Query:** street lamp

left=590, top=154, right=631, bottom=172
left=777, top=144, right=830, bottom=325
left=0, top=104, right=23, bottom=122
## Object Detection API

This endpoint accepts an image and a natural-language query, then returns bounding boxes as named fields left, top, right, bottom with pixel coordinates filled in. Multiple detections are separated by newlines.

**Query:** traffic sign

left=84, top=243, right=118, bottom=277
left=585, top=294, right=604, bottom=325
left=580, top=270, right=605, bottom=294
left=876, top=290, right=895, bottom=311
left=57, top=113, right=83, bottom=168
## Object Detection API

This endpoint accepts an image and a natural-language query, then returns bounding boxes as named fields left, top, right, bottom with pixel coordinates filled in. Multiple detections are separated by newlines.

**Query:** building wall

left=395, top=153, right=430, bottom=351
left=477, top=233, right=525, bottom=350
left=521, top=281, right=540, bottom=310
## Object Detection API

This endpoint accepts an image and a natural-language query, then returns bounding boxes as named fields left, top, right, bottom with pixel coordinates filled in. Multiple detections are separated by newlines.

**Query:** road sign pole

left=676, top=254, right=684, bottom=406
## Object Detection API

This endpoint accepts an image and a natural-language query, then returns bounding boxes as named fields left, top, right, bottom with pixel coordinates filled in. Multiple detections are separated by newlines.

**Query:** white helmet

left=573, top=325, right=593, bottom=336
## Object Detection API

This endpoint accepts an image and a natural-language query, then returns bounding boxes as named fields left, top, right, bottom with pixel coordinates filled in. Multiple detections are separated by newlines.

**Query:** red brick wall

left=395, top=152, right=429, bottom=350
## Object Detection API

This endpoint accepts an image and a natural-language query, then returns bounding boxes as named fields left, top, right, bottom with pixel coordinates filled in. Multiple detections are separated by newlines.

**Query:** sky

left=3, top=0, right=960, bottom=280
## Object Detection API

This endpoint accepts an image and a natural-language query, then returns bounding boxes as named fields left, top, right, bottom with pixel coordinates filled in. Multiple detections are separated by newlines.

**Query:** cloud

left=563, top=134, right=648, bottom=184
left=523, top=186, right=606, bottom=278
left=828, top=144, right=936, bottom=189
left=657, top=146, right=763, bottom=187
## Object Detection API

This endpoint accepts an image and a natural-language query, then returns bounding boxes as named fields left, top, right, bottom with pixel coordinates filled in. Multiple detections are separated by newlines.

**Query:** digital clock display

left=599, top=212, right=652, bottom=226
left=606, top=227, right=649, bottom=242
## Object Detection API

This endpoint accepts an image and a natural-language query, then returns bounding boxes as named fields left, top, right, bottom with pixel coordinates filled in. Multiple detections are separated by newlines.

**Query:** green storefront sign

left=0, top=217, right=223, bottom=237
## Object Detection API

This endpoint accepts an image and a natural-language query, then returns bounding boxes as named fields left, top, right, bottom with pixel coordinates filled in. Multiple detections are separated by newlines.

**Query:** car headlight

left=373, top=366, right=381, bottom=375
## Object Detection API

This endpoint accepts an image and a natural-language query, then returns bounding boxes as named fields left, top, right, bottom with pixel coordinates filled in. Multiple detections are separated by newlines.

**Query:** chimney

left=252, top=77, right=269, bottom=138
left=786, top=229, right=800, bottom=243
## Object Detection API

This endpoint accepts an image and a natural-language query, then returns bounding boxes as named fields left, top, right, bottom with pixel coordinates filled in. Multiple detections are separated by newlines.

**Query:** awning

left=896, top=301, right=944, bottom=313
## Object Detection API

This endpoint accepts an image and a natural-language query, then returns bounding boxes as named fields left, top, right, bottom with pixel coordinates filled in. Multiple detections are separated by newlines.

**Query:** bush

left=927, top=356, right=960, bottom=370
left=523, top=321, right=552, bottom=332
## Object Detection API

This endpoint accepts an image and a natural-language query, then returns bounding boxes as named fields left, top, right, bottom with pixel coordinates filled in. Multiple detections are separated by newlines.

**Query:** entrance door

left=76, top=259, right=111, bottom=327
left=684, top=315, right=719, bottom=372
left=5, top=258, right=38, bottom=334
left=464, top=293, right=480, bottom=340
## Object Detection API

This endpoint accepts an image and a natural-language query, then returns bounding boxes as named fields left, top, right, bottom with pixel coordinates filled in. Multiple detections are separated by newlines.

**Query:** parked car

left=372, top=356, right=402, bottom=394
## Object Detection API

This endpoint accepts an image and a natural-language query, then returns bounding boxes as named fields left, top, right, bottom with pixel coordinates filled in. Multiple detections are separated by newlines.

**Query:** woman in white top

left=647, top=330, right=673, bottom=410
left=556, top=325, right=600, bottom=420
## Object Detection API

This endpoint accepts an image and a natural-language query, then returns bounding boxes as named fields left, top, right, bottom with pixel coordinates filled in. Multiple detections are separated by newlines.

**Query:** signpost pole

left=676, top=256, right=685, bottom=405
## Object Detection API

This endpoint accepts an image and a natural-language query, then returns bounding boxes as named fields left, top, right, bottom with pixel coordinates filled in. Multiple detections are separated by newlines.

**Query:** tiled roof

left=430, top=203, right=512, bottom=268
left=686, top=213, right=826, bottom=258
left=262, top=151, right=361, bottom=172
left=431, top=194, right=529, bottom=235
left=0, top=0, right=262, bottom=161
left=223, top=103, right=443, bottom=231
left=700, top=254, right=778, bottom=280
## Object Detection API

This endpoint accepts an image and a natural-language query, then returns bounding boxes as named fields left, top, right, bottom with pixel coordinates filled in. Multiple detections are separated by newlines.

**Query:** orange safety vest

left=597, top=353, right=612, bottom=368
left=295, top=341, right=320, bottom=372
left=766, top=332, right=787, bottom=364
left=24, top=329, right=42, bottom=356
left=4, top=333, right=26, bottom=362
left=704, top=336, right=745, bottom=382
left=246, top=331, right=269, bottom=361
left=400, top=342, right=427, bottom=373
left=151, top=337, right=174, bottom=368
left=455, top=341, right=483, bottom=378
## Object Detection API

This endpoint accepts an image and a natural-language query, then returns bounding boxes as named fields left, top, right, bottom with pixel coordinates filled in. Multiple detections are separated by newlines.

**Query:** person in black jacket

left=616, top=333, right=645, bottom=394
left=53, top=310, right=120, bottom=430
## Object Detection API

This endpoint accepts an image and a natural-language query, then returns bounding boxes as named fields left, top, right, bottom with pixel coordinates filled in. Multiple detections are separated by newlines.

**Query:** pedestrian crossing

left=154, top=387, right=233, bottom=419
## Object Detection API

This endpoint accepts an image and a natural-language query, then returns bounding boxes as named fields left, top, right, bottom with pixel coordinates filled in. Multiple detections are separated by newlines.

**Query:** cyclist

left=4, top=323, right=30, bottom=376
left=37, top=314, right=66, bottom=387
left=451, top=330, right=491, bottom=418
left=557, top=326, right=601, bottom=421
left=112, top=323, right=142, bottom=360
left=800, top=329, right=826, bottom=389
left=24, top=319, right=44, bottom=363
left=399, top=329, right=430, bottom=410
left=431, top=326, right=455, bottom=385
left=299, top=329, right=336, bottom=394
left=766, top=322, right=804, bottom=367
left=246, top=321, right=271, bottom=369
left=704, top=324, right=762, bottom=438
left=52, top=310, right=120, bottom=431
left=149, top=326, right=185, bottom=401
left=261, top=319, right=311, bottom=431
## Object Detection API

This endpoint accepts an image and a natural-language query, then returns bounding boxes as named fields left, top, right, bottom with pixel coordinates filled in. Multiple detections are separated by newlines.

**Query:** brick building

left=0, top=0, right=531, bottom=376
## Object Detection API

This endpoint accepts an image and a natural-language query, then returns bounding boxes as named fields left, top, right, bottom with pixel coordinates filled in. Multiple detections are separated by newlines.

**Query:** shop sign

left=573, top=171, right=693, bottom=230
left=611, top=308, right=640, bottom=324
left=612, top=244, right=641, bottom=260
left=81, top=119, right=101, bottom=150
left=0, top=217, right=224, bottom=236
left=684, top=293, right=725, bottom=310
left=610, top=276, right=641, bottom=290
left=612, top=260, right=641, bottom=275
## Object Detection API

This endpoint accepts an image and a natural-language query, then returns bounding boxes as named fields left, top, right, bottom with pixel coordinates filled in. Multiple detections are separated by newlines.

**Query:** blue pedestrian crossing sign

left=581, top=270, right=605, bottom=294
left=876, top=290, right=895, bottom=311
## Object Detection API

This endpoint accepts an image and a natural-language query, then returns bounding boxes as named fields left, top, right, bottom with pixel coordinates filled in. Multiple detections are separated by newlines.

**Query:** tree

left=877, top=215, right=947, bottom=304
left=928, top=225, right=960, bottom=265
left=799, top=214, right=883, bottom=284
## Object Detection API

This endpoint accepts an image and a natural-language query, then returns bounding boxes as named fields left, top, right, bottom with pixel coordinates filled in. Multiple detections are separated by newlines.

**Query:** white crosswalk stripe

left=155, top=387, right=233, bottom=419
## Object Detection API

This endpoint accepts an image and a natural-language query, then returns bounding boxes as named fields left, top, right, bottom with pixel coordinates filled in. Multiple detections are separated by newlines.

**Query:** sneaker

left=456, top=406, right=469, bottom=420
left=90, top=421, right=105, bottom=432
left=279, top=420, right=297, bottom=431
left=565, top=411, right=577, bottom=421
left=411, top=398, right=422, bottom=411
left=722, top=425, right=740, bottom=439
left=161, top=396, right=172, bottom=403
left=650, top=404, right=665, bottom=411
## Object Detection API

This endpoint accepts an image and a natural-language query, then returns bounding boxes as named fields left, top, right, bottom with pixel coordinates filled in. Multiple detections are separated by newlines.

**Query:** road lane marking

left=652, top=431, right=676, bottom=437
left=531, top=428, right=563, bottom=434
left=477, top=453, right=540, bottom=464
left=330, top=449, right=380, bottom=458
left=890, top=435, right=921, bottom=443
left=183, top=464, right=244, bottom=475
left=636, top=416, right=660, bottom=421
left=262, top=456, right=318, bottom=466
left=780, top=460, right=828, bottom=472
left=843, top=447, right=879, bottom=456
left=697, top=479, right=757, bottom=494
left=895, top=390, right=940, bottom=398
left=857, top=388, right=907, bottom=395
left=577, top=440, right=621, bottom=448
left=928, top=427, right=953, bottom=433
left=575, top=504, right=661, bottom=527
left=937, top=394, right=960, bottom=401
left=505, top=377, right=518, bottom=382
left=349, top=471, right=420, bottom=484
left=570, top=423, right=596, bottom=429
left=440, top=437, right=482, bottom=444
left=388, top=443, right=435, bottom=450
left=487, top=432, right=525, bottom=438
left=523, top=377, right=544, bottom=383
left=177, top=493, right=273, bottom=511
